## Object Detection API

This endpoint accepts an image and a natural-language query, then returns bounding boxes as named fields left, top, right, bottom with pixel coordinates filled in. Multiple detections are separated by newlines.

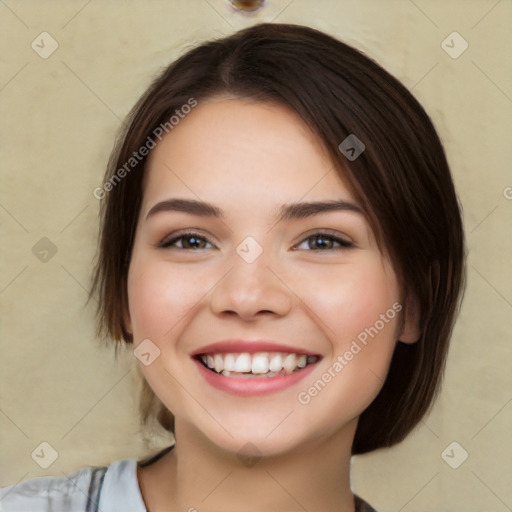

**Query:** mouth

left=193, top=351, right=321, bottom=378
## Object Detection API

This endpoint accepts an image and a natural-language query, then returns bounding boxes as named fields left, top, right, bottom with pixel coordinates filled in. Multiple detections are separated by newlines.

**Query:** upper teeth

left=199, top=352, right=317, bottom=375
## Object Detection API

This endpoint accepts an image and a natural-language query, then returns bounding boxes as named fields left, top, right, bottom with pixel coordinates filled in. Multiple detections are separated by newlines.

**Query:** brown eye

left=159, top=231, right=215, bottom=250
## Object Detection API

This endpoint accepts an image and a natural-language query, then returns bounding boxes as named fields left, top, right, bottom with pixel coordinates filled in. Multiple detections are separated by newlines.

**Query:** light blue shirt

left=0, top=457, right=147, bottom=512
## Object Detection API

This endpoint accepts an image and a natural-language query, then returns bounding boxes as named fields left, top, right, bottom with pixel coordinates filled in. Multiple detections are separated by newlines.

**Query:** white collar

left=97, top=458, right=147, bottom=511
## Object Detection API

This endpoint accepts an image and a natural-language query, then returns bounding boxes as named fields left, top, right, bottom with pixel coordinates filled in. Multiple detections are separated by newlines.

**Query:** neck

left=140, top=419, right=358, bottom=512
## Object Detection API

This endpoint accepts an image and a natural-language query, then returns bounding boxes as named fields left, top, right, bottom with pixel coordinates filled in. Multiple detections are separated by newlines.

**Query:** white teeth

left=224, top=353, right=236, bottom=371
left=214, top=354, right=224, bottom=373
left=282, top=353, right=297, bottom=374
left=234, top=353, right=252, bottom=373
left=268, top=353, right=283, bottom=372
left=198, top=351, right=318, bottom=376
left=251, top=353, right=270, bottom=374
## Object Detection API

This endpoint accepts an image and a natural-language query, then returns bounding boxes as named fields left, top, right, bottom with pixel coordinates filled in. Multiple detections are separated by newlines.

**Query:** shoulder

left=0, top=458, right=146, bottom=512
left=0, top=464, right=99, bottom=511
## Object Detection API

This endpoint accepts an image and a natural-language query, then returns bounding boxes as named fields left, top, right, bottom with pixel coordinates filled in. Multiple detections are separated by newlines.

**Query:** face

left=125, top=98, right=419, bottom=456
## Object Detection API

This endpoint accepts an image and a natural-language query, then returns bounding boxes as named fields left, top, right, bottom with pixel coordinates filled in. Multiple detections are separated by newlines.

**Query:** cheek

left=126, top=256, right=202, bottom=411
left=296, top=260, right=402, bottom=417
left=301, top=258, right=401, bottom=346
left=127, top=255, right=205, bottom=341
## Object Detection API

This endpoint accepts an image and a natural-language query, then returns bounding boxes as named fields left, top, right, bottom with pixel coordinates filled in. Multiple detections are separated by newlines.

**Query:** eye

left=158, top=230, right=353, bottom=252
left=294, top=231, right=354, bottom=251
left=158, top=231, right=216, bottom=250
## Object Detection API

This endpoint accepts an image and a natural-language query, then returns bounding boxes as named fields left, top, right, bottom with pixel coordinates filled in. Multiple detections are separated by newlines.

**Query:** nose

left=209, top=247, right=293, bottom=321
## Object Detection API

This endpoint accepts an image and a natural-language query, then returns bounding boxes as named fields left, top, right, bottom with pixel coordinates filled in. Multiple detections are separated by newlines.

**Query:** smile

left=196, top=352, right=319, bottom=378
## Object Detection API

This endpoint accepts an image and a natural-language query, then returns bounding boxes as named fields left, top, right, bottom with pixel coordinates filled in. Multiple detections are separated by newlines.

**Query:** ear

left=398, top=294, right=421, bottom=344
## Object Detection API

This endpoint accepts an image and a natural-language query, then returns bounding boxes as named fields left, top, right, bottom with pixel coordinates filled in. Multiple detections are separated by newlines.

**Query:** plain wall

left=1, top=1, right=511, bottom=510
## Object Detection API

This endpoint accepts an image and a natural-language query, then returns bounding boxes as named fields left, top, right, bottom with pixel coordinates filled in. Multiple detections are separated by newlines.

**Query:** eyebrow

left=145, top=198, right=363, bottom=223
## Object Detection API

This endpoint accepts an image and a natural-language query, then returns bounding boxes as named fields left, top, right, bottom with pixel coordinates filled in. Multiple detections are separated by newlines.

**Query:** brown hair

left=89, top=23, right=466, bottom=454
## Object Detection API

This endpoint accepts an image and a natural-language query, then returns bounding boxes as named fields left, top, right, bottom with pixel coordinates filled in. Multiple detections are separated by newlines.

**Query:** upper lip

left=190, top=339, right=321, bottom=357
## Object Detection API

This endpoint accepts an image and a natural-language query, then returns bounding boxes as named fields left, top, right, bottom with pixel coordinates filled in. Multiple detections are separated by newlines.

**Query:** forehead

left=141, top=98, right=356, bottom=214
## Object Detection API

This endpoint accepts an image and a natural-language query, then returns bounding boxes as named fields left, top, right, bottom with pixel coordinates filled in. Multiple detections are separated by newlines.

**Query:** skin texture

left=124, top=98, right=420, bottom=512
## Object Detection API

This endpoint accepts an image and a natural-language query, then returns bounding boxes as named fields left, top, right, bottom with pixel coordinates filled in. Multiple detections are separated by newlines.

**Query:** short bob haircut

left=90, top=23, right=466, bottom=455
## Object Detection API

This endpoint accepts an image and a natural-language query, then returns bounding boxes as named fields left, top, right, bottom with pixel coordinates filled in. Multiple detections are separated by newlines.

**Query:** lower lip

left=193, top=358, right=319, bottom=396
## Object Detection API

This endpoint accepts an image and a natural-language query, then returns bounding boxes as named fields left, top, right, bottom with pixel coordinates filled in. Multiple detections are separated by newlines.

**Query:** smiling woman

left=1, top=22, right=466, bottom=512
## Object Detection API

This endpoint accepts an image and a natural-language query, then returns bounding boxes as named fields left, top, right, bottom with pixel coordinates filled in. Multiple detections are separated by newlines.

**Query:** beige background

left=1, top=0, right=511, bottom=510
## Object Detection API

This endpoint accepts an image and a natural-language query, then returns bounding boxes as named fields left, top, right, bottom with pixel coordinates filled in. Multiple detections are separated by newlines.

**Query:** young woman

left=1, top=23, right=466, bottom=512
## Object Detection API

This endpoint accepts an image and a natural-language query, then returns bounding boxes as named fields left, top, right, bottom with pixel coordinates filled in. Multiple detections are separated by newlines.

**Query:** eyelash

left=158, top=230, right=354, bottom=251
